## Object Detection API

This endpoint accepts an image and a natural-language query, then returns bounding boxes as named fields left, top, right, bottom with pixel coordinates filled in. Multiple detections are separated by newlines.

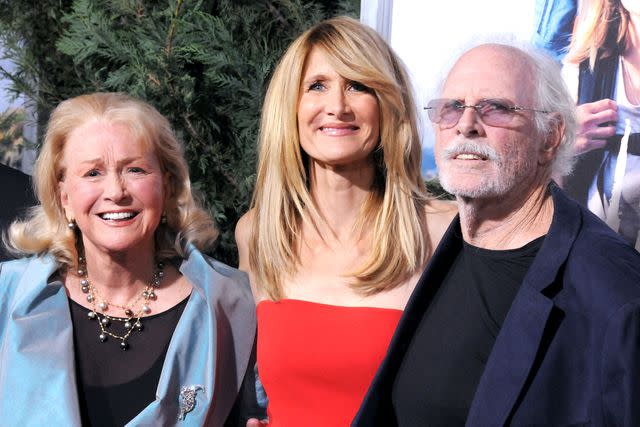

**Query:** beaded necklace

left=77, top=254, right=165, bottom=350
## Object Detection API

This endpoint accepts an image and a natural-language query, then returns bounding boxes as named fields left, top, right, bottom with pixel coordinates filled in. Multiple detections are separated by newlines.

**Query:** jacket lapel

left=128, top=245, right=256, bottom=426
left=1, top=256, right=82, bottom=426
left=127, top=248, right=217, bottom=426
left=466, top=184, right=582, bottom=426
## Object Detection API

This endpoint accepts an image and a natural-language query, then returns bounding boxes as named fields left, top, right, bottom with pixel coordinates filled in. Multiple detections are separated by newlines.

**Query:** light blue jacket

left=0, top=245, right=256, bottom=426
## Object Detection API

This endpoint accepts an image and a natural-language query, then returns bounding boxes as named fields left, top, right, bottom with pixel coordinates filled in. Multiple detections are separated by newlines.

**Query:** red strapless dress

left=257, top=299, right=402, bottom=426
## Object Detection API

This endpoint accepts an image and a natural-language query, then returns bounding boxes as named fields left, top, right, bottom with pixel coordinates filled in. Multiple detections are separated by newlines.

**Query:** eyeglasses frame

left=423, top=98, right=551, bottom=128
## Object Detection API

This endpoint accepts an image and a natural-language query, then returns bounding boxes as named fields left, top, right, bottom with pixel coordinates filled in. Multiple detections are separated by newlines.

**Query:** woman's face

left=297, top=47, right=380, bottom=169
left=59, top=120, right=166, bottom=258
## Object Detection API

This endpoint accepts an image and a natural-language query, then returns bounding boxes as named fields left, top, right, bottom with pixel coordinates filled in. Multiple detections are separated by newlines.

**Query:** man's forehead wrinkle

left=441, top=44, right=535, bottom=103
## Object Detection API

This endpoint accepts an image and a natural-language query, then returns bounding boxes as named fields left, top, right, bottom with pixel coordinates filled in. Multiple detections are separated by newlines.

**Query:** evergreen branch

left=265, top=1, right=287, bottom=26
left=181, top=112, right=205, bottom=146
left=165, top=0, right=184, bottom=56
left=0, top=64, right=39, bottom=104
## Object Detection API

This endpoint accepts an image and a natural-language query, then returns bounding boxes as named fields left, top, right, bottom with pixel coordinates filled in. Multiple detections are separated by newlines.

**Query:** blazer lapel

left=1, top=256, right=82, bottom=426
left=128, top=245, right=255, bottom=426
left=466, top=184, right=582, bottom=426
left=127, top=249, right=217, bottom=426
left=466, top=287, right=554, bottom=426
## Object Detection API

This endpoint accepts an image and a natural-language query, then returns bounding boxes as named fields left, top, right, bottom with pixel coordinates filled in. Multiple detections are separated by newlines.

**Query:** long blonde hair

left=565, top=0, right=630, bottom=69
left=249, top=17, right=430, bottom=300
left=7, top=92, right=218, bottom=267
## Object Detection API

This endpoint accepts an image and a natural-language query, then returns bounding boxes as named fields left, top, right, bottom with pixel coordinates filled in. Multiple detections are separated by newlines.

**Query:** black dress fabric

left=69, top=296, right=188, bottom=426
left=392, top=236, right=544, bottom=426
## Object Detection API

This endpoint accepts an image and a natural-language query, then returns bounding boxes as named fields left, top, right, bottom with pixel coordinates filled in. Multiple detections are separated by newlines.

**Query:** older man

left=353, top=43, right=640, bottom=426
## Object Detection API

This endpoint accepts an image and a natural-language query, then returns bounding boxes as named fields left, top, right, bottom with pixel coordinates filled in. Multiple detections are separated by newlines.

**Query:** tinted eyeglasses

left=424, top=98, right=550, bottom=128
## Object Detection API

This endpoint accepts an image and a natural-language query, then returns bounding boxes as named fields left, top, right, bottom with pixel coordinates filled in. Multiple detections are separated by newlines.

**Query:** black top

left=69, top=296, right=188, bottom=426
left=392, top=235, right=544, bottom=426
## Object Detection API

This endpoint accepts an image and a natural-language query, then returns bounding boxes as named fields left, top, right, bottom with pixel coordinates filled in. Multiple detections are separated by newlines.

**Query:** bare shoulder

left=235, top=209, right=265, bottom=301
left=423, top=198, right=457, bottom=246
left=235, top=209, right=255, bottom=247
left=235, top=210, right=256, bottom=272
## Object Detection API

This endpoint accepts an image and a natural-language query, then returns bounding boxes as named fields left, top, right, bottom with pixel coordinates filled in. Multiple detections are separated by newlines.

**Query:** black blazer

left=0, top=163, right=36, bottom=260
left=354, top=184, right=640, bottom=426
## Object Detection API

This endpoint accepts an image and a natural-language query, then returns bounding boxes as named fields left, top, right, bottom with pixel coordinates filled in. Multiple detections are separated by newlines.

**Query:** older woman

left=563, top=0, right=640, bottom=249
left=0, top=93, right=256, bottom=426
left=236, top=17, right=456, bottom=426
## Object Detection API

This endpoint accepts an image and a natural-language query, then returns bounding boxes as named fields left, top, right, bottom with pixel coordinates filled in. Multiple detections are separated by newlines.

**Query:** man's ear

left=539, top=113, right=565, bottom=165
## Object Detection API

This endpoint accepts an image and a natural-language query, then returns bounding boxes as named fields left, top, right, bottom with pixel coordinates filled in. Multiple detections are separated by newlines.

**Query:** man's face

left=434, top=45, right=545, bottom=200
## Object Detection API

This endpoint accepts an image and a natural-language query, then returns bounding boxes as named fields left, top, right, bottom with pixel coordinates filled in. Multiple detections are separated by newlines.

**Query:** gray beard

left=438, top=139, right=535, bottom=199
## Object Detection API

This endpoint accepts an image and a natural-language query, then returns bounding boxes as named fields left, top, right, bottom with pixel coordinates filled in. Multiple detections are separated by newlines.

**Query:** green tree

left=0, top=0, right=359, bottom=265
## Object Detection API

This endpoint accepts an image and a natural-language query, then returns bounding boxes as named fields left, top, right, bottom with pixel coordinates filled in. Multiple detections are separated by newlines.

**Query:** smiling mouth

left=319, top=125, right=360, bottom=133
left=98, top=212, right=138, bottom=221
left=454, top=153, right=487, bottom=160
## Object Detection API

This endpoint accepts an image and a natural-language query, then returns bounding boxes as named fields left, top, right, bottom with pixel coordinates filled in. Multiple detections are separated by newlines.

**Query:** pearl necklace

left=77, top=255, right=165, bottom=350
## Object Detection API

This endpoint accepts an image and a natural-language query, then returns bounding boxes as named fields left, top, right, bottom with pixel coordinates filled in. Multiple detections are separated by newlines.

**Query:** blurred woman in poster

left=563, top=0, right=640, bottom=250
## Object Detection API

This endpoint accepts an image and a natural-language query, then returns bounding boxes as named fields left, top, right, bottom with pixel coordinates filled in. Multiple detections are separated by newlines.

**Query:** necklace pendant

left=76, top=253, right=164, bottom=348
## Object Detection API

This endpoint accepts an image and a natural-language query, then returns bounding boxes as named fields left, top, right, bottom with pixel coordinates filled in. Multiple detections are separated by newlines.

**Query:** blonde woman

left=0, top=92, right=257, bottom=425
left=236, top=17, right=456, bottom=427
left=563, top=0, right=640, bottom=249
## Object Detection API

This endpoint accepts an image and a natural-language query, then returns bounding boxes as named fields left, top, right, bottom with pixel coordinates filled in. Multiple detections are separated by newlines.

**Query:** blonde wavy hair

left=7, top=92, right=218, bottom=267
left=249, top=16, right=430, bottom=300
left=565, top=0, right=630, bottom=69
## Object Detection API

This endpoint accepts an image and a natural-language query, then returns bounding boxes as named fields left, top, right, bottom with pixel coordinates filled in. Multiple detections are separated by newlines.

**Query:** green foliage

left=425, top=178, right=454, bottom=200
left=0, top=0, right=79, bottom=135
left=0, top=0, right=359, bottom=265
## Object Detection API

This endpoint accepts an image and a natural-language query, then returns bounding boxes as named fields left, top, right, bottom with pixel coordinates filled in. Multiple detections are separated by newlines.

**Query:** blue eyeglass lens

left=427, top=99, right=518, bottom=126
left=437, top=101, right=462, bottom=122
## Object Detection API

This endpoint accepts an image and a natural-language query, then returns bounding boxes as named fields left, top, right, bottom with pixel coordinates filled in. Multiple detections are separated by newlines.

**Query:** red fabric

left=257, top=299, right=402, bottom=426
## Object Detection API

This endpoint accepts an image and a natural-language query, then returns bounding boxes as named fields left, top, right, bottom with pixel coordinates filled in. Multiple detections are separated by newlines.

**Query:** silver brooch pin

left=178, top=385, right=204, bottom=421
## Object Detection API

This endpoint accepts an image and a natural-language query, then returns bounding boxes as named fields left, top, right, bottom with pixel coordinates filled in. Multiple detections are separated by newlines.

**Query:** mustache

left=442, top=139, right=499, bottom=161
